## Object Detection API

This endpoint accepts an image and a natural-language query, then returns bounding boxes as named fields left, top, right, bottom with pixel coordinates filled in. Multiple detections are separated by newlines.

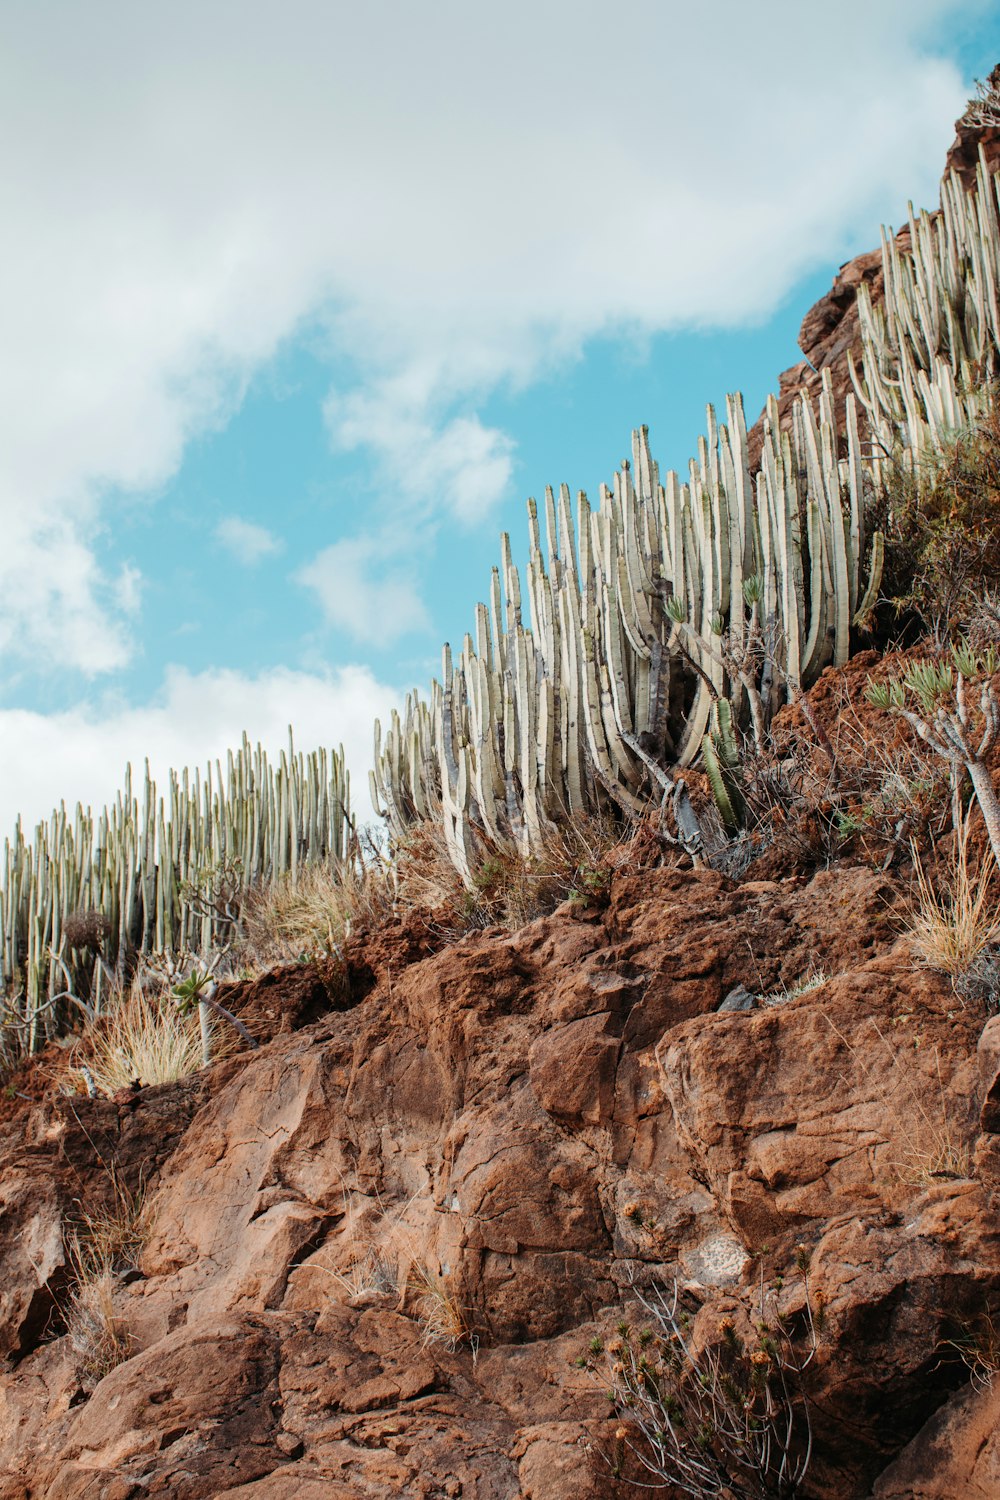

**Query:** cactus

left=372, top=377, right=884, bottom=879
left=850, top=148, right=1000, bottom=470
left=703, top=699, right=746, bottom=836
left=0, top=732, right=351, bottom=1057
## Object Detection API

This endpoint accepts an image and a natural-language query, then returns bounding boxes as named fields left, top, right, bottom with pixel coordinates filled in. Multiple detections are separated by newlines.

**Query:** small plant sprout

left=170, top=950, right=257, bottom=1065
left=867, top=644, right=1000, bottom=863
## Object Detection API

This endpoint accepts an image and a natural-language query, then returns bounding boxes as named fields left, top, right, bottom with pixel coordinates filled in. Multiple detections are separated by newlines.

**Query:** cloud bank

left=0, top=0, right=980, bottom=678
left=215, top=516, right=284, bottom=565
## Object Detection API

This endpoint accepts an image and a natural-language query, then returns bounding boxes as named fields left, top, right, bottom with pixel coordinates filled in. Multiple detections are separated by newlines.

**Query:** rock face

left=1, top=853, right=999, bottom=1498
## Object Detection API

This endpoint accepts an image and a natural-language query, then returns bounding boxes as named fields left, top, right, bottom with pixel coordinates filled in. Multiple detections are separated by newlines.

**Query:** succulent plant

left=0, top=734, right=351, bottom=1056
left=372, top=156, right=1000, bottom=881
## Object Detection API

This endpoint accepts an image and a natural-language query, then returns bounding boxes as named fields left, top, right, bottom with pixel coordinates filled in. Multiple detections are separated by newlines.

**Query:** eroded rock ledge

left=1, top=856, right=999, bottom=1498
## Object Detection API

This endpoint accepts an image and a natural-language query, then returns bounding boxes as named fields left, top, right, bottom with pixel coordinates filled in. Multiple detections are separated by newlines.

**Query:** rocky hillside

left=4, top=99, right=1000, bottom=1500
left=2, top=806, right=1000, bottom=1497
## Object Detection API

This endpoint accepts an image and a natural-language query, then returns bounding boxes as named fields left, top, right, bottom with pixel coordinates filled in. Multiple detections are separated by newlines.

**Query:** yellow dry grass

left=65, top=986, right=208, bottom=1096
left=908, top=815, right=1000, bottom=978
left=65, top=1256, right=132, bottom=1380
left=238, top=858, right=394, bottom=968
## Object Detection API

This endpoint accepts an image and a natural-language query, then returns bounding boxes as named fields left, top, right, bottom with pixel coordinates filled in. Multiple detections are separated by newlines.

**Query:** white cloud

left=215, top=516, right=283, bottom=565
left=114, top=564, right=144, bottom=617
left=0, top=513, right=133, bottom=676
left=0, top=0, right=986, bottom=675
left=0, top=663, right=399, bottom=837
left=326, top=379, right=516, bottom=526
left=297, top=536, right=432, bottom=646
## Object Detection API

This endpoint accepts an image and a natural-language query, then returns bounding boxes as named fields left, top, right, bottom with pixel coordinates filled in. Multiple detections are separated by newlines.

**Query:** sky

left=1, top=0, right=998, bottom=836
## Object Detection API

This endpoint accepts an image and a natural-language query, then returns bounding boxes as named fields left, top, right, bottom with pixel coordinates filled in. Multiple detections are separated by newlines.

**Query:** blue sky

left=1, top=1, right=998, bottom=833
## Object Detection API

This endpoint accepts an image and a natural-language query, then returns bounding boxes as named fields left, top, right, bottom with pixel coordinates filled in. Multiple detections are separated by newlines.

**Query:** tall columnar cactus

left=851, top=147, right=1000, bottom=466
left=0, top=733, right=351, bottom=1056
left=372, top=156, right=1000, bottom=883
left=372, top=373, right=882, bottom=878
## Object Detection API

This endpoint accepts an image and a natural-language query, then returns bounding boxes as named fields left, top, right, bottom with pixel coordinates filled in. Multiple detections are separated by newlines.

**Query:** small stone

left=717, top=984, right=756, bottom=1013
left=276, top=1432, right=304, bottom=1458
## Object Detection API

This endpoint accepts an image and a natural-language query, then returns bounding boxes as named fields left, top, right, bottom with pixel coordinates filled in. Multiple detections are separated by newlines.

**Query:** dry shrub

left=239, top=809, right=633, bottom=964
left=959, top=66, right=1000, bottom=130
left=908, top=815, right=1000, bottom=983
left=876, top=400, right=1000, bottom=639
left=335, top=808, right=632, bottom=937
left=238, top=857, right=394, bottom=968
left=63, top=909, right=112, bottom=951
left=587, top=1273, right=817, bottom=1495
left=456, top=813, right=631, bottom=932
left=828, top=687, right=953, bottom=857
left=64, top=984, right=208, bottom=1096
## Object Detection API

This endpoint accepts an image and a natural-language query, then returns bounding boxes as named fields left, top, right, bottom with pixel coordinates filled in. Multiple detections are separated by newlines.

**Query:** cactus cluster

left=0, top=735, right=350, bottom=1055
left=5, top=154, right=1000, bottom=1047
left=852, top=150, right=1000, bottom=464
left=371, top=374, right=880, bottom=882
left=371, top=151, right=1000, bottom=882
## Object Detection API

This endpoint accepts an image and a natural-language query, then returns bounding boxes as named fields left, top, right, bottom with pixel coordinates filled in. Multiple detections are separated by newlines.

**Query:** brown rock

left=0, top=1170, right=65, bottom=1360
left=978, top=1013, right=1000, bottom=1132
left=872, top=1378, right=1000, bottom=1498
left=0, top=850, right=997, bottom=1496
left=529, top=1012, right=620, bottom=1124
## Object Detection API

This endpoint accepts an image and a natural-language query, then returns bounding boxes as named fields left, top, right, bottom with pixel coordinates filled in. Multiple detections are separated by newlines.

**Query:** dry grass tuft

left=294, top=1189, right=403, bottom=1304
left=237, top=813, right=633, bottom=966
left=827, top=1016, right=975, bottom=1186
left=73, top=1169, right=150, bottom=1274
left=759, top=969, right=828, bottom=1007
left=908, top=816, right=1000, bottom=981
left=405, top=1261, right=471, bottom=1352
left=238, top=857, right=394, bottom=968
left=64, top=984, right=208, bottom=1096
left=393, top=820, right=466, bottom=913
left=65, top=1253, right=132, bottom=1381
left=946, top=1309, right=1000, bottom=1391
left=292, top=1188, right=474, bottom=1351
left=63, top=1169, right=149, bottom=1382
left=64, top=1224, right=137, bottom=1374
